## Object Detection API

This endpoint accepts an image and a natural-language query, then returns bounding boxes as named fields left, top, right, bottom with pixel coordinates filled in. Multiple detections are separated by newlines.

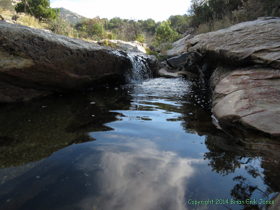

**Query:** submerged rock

left=0, top=22, right=157, bottom=103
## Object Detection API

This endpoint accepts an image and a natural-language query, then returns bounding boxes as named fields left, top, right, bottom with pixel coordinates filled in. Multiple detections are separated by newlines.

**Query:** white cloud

left=50, top=0, right=191, bottom=22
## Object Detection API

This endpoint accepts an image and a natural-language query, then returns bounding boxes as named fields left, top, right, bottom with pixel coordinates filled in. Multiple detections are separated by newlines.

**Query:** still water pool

left=0, top=78, right=279, bottom=210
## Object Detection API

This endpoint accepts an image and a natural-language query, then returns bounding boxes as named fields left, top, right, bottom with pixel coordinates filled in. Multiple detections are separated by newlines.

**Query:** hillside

left=56, top=7, right=85, bottom=24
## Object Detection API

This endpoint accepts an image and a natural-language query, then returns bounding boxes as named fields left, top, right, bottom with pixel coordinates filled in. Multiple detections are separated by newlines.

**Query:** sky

left=50, top=0, right=192, bottom=22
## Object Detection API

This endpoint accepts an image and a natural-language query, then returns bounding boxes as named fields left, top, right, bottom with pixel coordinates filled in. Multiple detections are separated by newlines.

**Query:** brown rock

left=166, top=34, right=194, bottom=55
left=158, top=68, right=183, bottom=78
left=213, top=67, right=280, bottom=138
left=178, top=18, right=280, bottom=139
left=187, top=17, right=280, bottom=69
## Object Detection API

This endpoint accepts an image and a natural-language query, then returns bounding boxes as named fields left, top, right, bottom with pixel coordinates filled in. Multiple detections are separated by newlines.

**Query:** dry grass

left=195, top=23, right=211, bottom=34
left=17, top=14, right=46, bottom=29
left=0, top=6, right=15, bottom=19
left=211, top=16, right=233, bottom=31
left=0, top=7, right=47, bottom=29
left=195, top=16, right=235, bottom=35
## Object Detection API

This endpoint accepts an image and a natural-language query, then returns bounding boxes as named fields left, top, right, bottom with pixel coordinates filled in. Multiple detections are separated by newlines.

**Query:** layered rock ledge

left=184, top=17, right=280, bottom=139
left=0, top=21, right=158, bottom=103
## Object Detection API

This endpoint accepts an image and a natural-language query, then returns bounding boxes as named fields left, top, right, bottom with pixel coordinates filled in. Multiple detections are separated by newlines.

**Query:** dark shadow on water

left=0, top=145, right=104, bottom=210
left=0, top=88, right=132, bottom=169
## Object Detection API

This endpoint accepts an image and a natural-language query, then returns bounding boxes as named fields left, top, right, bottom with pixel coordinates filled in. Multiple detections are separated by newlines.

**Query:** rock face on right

left=212, top=67, right=280, bottom=138
left=187, top=17, right=280, bottom=69
left=184, top=17, right=280, bottom=139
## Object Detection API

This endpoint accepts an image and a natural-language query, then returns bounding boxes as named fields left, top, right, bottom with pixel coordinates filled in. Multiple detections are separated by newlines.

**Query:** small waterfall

left=125, top=53, right=152, bottom=83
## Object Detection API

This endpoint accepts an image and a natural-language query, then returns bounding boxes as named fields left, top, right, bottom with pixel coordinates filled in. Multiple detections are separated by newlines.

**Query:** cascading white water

left=109, top=51, right=154, bottom=83
left=126, top=53, right=152, bottom=83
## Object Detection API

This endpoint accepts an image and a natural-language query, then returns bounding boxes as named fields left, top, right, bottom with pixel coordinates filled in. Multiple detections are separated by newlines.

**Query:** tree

left=155, top=20, right=179, bottom=45
left=169, top=15, right=191, bottom=34
left=189, top=0, right=213, bottom=27
left=142, top=18, right=156, bottom=33
left=127, top=19, right=142, bottom=40
left=258, top=0, right=280, bottom=16
left=208, top=0, right=226, bottom=19
left=226, top=0, right=243, bottom=13
left=108, top=17, right=124, bottom=29
left=188, top=0, right=243, bottom=28
left=15, top=0, right=59, bottom=21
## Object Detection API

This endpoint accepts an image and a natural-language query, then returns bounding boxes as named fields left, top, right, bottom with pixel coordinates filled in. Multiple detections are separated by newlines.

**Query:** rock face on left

left=0, top=22, right=154, bottom=103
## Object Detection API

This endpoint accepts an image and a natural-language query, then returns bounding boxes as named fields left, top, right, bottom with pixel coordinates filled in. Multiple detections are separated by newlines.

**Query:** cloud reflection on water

left=74, top=134, right=204, bottom=210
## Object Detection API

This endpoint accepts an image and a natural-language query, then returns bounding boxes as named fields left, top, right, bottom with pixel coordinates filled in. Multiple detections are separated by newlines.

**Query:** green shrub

left=106, top=32, right=117, bottom=40
left=232, top=0, right=264, bottom=22
left=49, top=17, right=73, bottom=36
left=78, top=31, right=88, bottom=39
left=133, top=33, right=146, bottom=43
left=146, top=48, right=168, bottom=61
left=156, top=42, right=173, bottom=54
left=155, top=20, right=180, bottom=46
left=15, top=0, right=59, bottom=21
left=91, top=22, right=105, bottom=39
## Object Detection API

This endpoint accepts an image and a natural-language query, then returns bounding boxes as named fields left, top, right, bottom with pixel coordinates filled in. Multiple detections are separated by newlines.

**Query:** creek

left=0, top=67, right=279, bottom=209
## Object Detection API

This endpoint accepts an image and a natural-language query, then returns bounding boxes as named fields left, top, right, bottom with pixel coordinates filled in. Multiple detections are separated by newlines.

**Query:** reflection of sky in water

left=79, top=78, right=208, bottom=209
left=76, top=137, right=202, bottom=210
left=0, top=78, right=275, bottom=210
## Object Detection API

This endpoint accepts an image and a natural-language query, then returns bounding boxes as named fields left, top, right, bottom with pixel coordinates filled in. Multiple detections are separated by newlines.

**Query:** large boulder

left=166, top=34, right=194, bottom=55
left=0, top=22, right=157, bottom=103
left=184, top=17, right=280, bottom=139
left=211, top=67, right=280, bottom=139
left=187, top=17, right=280, bottom=69
left=166, top=52, right=189, bottom=69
